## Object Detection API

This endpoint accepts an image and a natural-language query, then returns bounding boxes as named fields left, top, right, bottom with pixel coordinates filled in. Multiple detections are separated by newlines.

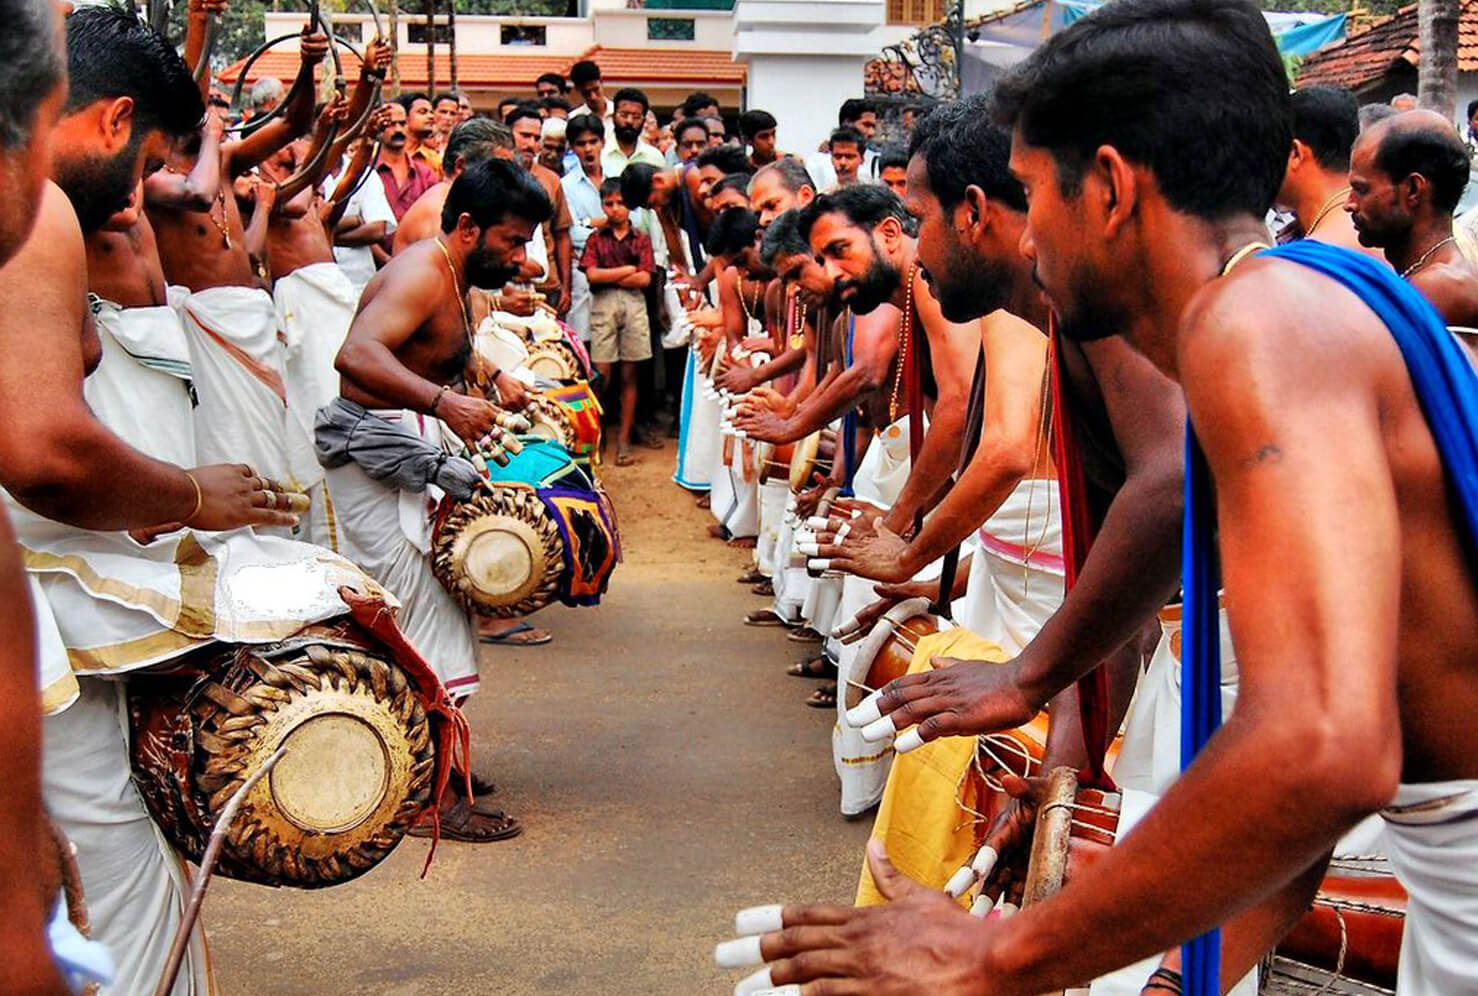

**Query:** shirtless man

left=736, top=1, right=1478, bottom=991
left=507, top=103, right=574, bottom=314
left=318, top=158, right=552, bottom=841
left=4, top=9, right=298, bottom=993
left=1274, top=85, right=1379, bottom=256
left=1348, top=109, right=1478, bottom=337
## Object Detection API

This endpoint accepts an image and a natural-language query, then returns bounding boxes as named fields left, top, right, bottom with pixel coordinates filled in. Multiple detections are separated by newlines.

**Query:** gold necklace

left=737, top=275, right=759, bottom=330
left=1221, top=240, right=1271, bottom=277
left=1402, top=236, right=1456, bottom=279
left=888, top=262, right=919, bottom=423
left=208, top=186, right=232, bottom=249
left=1305, top=186, right=1351, bottom=236
left=434, top=237, right=480, bottom=388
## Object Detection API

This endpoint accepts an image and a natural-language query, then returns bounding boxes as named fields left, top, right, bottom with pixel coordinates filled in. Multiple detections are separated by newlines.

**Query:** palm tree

left=448, top=0, right=458, bottom=90
left=1419, top=0, right=1459, bottom=118
left=426, top=0, right=437, bottom=93
left=388, top=0, right=401, bottom=95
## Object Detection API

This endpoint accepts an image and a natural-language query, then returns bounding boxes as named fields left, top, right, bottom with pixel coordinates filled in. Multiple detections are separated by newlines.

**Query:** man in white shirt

left=569, top=58, right=615, bottom=136
left=806, top=97, right=880, bottom=191
left=563, top=113, right=607, bottom=342
left=602, top=87, right=667, bottom=178
left=330, top=147, right=397, bottom=295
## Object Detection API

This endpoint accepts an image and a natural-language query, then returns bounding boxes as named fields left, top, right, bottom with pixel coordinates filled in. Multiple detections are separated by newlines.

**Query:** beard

left=614, top=124, right=642, bottom=147
left=834, top=254, right=901, bottom=315
left=1045, top=259, right=1127, bottom=342
left=54, top=148, right=138, bottom=234
left=464, top=247, right=519, bottom=290
left=928, top=253, right=1011, bottom=324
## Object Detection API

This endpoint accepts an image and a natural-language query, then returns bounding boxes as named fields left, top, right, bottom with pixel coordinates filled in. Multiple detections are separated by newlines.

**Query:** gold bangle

left=183, top=472, right=204, bottom=524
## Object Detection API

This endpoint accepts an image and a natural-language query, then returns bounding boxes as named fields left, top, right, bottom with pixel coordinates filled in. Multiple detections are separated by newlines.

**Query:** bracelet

left=429, top=384, right=451, bottom=415
left=1143, top=968, right=1182, bottom=995
left=183, top=472, right=204, bottom=525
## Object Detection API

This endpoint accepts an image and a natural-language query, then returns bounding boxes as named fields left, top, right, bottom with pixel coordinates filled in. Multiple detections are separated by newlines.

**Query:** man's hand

left=188, top=464, right=306, bottom=531
left=438, top=391, right=501, bottom=445
left=492, top=369, right=530, bottom=410
left=499, top=286, right=537, bottom=317
left=362, top=37, right=392, bottom=78
left=205, top=106, right=226, bottom=143
left=298, top=28, right=329, bottom=67
left=319, top=94, right=350, bottom=130
left=842, top=579, right=941, bottom=640
left=364, top=103, right=395, bottom=137
left=819, top=518, right=912, bottom=583
left=718, top=841, right=997, bottom=995
left=732, top=406, right=794, bottom=444
left=717, top=363, right=760, bottom=395
left=547, top=284, right=569, bottom=316
left=850, top=655, right=1039, bottom=751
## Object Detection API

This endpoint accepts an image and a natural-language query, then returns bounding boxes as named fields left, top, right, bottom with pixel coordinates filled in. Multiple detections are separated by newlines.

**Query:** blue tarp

left=1054, top=1, right=1345, bottom=56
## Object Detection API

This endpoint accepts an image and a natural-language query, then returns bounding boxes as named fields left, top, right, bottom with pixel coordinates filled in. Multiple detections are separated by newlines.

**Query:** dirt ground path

left=208, top=447, right=873, bottom=995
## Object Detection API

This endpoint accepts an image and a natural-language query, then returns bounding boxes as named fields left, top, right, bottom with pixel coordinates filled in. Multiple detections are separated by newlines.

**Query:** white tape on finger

left=734, top=905, right=784, bottom=936
left=845, top=692, right=883, bottom=728
left=895, top=727, right=926, bottom=754
left=715, top=935, right=765, bottom=969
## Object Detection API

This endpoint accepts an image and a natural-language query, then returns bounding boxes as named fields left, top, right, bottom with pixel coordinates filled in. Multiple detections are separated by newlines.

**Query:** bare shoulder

left=854, top=303, right=903, bottom=344
left=1409, top=260, right=1478, bottom=327
left=356, top=241, right=444, bottom=316
left=2, top=183, right=83, bottom=279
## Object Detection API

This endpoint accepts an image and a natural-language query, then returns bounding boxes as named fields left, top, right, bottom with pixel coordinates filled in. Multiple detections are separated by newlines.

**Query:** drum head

left=526, top=341, right=580, bottom=382
left=454, top=513, right=547, bottom=605
left=434, top=486, right=566, bottom=617
left=789, top=431, right=822, bottom=492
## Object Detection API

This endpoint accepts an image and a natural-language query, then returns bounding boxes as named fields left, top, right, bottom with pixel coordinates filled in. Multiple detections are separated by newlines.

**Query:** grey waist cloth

left=314, top=397, right=481, bottom=502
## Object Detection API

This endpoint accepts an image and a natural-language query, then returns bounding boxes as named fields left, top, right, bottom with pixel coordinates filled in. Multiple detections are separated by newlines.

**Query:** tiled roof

left=1296, top=1, right=1478, bottom=90
left=218, top=45, right=745, bottom=89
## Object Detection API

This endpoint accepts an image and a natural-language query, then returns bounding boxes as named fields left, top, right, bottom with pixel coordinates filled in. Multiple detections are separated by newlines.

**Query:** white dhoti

left=86, top=291, right=196, bottom=468
left=322, top=409, right=479, bottom=698
left=771, top=505, right=809, bottom=625
left=755, top=479, right=790, bottom=578
left=709, top=438, right=759, bottom=540
left=179, top=285, right=295, bottom=536
left=1382, top=781, right=1478, bottom=994
left=674, top=348, right=717, bottom=491
left=275, top=262, right=359, bottom=550
left=44, top=678, right=209, bottom=996
left=955, top=478, right=1065, bottom=655
left=568, top=266, right=592, bottom=344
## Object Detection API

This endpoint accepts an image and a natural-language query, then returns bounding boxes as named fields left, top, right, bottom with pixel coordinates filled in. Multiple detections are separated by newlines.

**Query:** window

left=885, top=0, right=943, bottom=24
left=333, top=21, right=364, bottom=43
left=501, top=24, right=547, bottom=45
left=647, top=16, right=695, bottom=40
left=407, top=22, right=453, bottom=43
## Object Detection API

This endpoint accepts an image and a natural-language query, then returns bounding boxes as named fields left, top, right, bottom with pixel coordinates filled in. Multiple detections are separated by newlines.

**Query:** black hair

left=570, top=60, right=601, bottom=87
left=675, top=117, right=710, bottom=142
left=993, top=0, right=1290, bottom=220
left=504, top=102, right=543, bottom=129
left=620, top=162, right=658, bottom=208
left=753, top=158, right=815, bottom=195
left=1469, top=99, right=1478, bottom=120
left=697, top=144, right=753, bottom=175
left=830, top=127, right=865, bottom=151
left=612, top=88, right=650, bottom=114
left=433, top=90, right=462, bottom=109
left=540, top=95, right=572, bottom=114
left=1373, top=118, right=1473, bottom=215
left=64, top=6, right=202, bottom=139
left=908, top=96, right=1026, bottom=212
left=497, top=96, right=520, bottom=111
left=713, top=173, right=752, bottom=199
left=739, top=109, right=778, bottom=140
left=536, top=72, right=567, bottom=92
left=838, top=98, right=876, bottom=126
left=397, top=91, right=431, bottom=111
left=1, top=0, right=64, bottom=149
left=441, top=157, right=552, bottom=233
left=876, top=145, right=909, bottom=173
left=760, top=209, right=810, bottom=266
left=705, top=206, right=761, bottom=258
left=566, top=112, right=605, bottom=144
left=1290, top=85, right=1360, bottom=173
left=797, top=184, right=911, bottom=242
left=599, top=176, right=625, bottom=200
left=445, top=118, right=513, bottom=173
left=682, top=91, right=719, bottom=118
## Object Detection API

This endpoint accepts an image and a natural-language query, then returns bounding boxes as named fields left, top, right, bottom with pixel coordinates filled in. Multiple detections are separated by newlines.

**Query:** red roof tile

left=218, top=45, right=744, bottom=90
left=1297, top=1, right=1478, bottom=91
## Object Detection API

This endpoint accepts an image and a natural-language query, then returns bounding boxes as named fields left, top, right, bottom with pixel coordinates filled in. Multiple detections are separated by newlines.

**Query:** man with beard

left=397, top=90, right=443, bottom=175
left=318, top=158, right=551, bottom=841
left=602, top=88, right=664, bottom=176
left=2, top=9, right=302, bottom=993
left=145, top=26, right=328, bottom=538
left=729, top=1, right=1478, bottom=992
left=374, top=100, right=438, bottom=222
left=508, top=102, right=573, bottom=314
left=1349, top=109, right=1478, bottom=340
left=1274, top=86, right=1378, bottom=257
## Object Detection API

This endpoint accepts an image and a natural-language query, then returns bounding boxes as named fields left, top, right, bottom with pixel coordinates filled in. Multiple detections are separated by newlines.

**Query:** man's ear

left=875, top=213, right=904, bottom=251
left=454, top=212, right=481, bottom=245
left=960, top=185, right=989, bottom=237
left=1091, top=144, right=1139, bottom=241
left=1400, top=173, right=1426, bottom=211
left=99, top=96, right=136, bottom=155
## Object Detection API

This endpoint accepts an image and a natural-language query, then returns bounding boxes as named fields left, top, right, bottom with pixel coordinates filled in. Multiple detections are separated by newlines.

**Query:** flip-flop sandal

left=752, top=581, right=775, bottom=597
left=480, top=622, right=553, bottom=646
left=786, top=626, right=824, bottom=644
left=616, top=450, right=637, bottom=466
left=736, top=569, right=767, bottom=585
left=409, top=798, right=523, bottom=843
left=743, top=609, right=789, bottom=627
left=805, top=683, right=838, bottom=709
left=786, top=656, right=837, bottom=680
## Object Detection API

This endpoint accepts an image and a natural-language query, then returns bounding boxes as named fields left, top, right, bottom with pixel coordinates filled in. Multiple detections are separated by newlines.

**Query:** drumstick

left=154, top=746, right=288, bottom=996
left=1023, top=765, right=1078, bottom=908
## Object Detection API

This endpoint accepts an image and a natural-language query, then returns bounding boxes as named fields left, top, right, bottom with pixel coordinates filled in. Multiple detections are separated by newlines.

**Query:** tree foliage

left=1259, top=0, right=1405, bottom=14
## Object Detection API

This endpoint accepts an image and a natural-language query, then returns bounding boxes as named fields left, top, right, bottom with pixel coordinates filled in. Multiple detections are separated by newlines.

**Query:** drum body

left=127, top=620, right=435, bottom=888
left=525, top=339, right=584, bottom=382
left=432, top=439, right=619, bottom=617
left=788, top=428, right=837, bottom=492
left=844, top=613, right=940, bottom=713
left=756, top=441, right=796, bottom=484
left=525, top=381, right=602, bottom=468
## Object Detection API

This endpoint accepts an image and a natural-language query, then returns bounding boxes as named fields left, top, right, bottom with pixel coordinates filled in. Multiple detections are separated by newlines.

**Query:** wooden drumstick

left=284, top=492, right=312, bottom=514
left=1022, top=765, right=1078, bottom=996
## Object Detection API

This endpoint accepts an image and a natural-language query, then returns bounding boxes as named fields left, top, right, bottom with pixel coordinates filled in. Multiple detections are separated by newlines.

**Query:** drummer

left=317, top=157, right=551, bottom=843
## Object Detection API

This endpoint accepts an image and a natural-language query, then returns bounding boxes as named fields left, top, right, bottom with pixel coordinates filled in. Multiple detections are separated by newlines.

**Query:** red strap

left=1047, top=324, right=1115, bottom=790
